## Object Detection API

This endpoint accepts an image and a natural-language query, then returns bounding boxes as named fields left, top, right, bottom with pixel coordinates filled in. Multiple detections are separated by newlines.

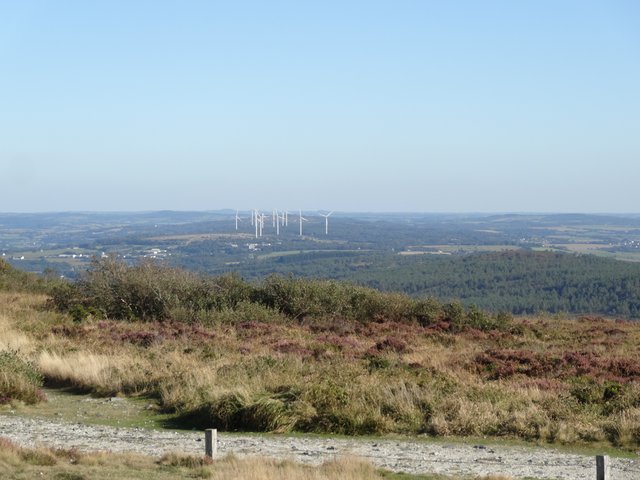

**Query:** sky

left=1, top=1, right=639, bottom=213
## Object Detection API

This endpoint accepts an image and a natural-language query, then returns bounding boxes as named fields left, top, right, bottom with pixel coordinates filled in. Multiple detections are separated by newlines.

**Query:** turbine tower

left=319, top=211, right=333, bottom=235
left=298, top=209, right=308, bottom=236
left=235, top=210, right=241, bottom=231
left=254, top=210, right=259, bottom=238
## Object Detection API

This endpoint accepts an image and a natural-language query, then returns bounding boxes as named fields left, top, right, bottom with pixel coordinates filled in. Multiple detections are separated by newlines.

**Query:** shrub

left=0, top=350, right=44, bottom=404
left=446, top=303, right=512, bottom=332
left=256, top=276, right=345, bottom=320
left=0, top=258, right=51, bottom=293
left=50, top=259, right=517, bottom=331
left=366, top=354, right=391, bottom=372
left=48, top=282, right=82, bottom=312
left=443, top=301, right=465, bottom=325
left=411, top=297, right=442, bottom=326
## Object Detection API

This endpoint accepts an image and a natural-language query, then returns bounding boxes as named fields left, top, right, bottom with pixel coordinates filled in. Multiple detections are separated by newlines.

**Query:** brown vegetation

left=0, top=437, right=515, bottom=479
left=0, top=437, right=383, bottom=480
left=1, top=259, right=640, bottom=449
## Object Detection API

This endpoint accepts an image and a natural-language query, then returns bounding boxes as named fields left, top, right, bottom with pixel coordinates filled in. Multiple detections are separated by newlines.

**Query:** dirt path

left=1, top=413, right=639, bottom=479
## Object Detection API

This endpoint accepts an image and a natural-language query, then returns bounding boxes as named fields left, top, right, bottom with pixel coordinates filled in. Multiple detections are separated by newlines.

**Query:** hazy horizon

left=0, top=207, right=640, bottom=216
left=2, top=1, right=639, bottom=213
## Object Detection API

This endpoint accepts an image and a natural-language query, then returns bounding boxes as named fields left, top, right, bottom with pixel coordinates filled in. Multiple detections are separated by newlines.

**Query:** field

left=399, top=245, right=521, bottom=255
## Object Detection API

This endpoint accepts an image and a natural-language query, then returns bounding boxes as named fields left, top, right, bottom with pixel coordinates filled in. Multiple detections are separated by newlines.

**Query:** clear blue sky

left=1, top=1, right=638, bottom=213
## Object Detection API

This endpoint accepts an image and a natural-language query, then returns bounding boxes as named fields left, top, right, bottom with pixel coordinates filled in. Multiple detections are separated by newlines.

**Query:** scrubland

left=1, top=258, right=640, bottom=450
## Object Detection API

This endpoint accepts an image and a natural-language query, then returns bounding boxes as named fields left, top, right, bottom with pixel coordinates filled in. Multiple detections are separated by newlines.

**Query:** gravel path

left=1, top=413, right=639, bottom=479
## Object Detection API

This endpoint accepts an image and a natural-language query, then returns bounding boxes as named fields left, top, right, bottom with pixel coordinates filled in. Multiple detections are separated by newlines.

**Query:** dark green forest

left=348, top=251, right=640, bottom=317
left=201, top=251, right=640, bottom=318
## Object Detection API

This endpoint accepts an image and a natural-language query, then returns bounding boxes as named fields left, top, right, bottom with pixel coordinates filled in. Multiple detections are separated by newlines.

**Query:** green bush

left=444, top=302, right=512, bottom=332
left=48, top=282, right=82, bottom=312
left=49, top=258, right=510, bottom=330
left=411, top=298, right=442, bottom=326
left=0, top=351, right=44, bottom=404
left=0, top=258, right=52, bottom=293
left=256, top=275, right=422, bottom=323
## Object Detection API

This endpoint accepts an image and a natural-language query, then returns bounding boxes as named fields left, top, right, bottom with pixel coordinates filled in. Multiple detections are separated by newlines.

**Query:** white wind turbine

left=254, top=209, right=259, bottom=238
left=298, top=209, right=308, bottom=236
left=319, top=211, right=333, bottom=235
left=235, top=210, right=241, bottom=231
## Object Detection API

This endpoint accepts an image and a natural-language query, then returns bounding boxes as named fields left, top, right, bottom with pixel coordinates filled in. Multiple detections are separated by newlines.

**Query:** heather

left=1, top=259, right=640, bottom=448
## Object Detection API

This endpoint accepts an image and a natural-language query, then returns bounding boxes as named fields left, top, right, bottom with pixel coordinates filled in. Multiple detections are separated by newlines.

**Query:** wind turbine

left=235, top=210, right=241, bottom=231
left=254, top=210, right=259, bottom=238
left=299, top=209, right=308, bottom=236
left=319, top=211, right=333, bottom=235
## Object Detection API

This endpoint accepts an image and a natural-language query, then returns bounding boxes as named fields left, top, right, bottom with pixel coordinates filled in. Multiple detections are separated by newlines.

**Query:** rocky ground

left=1, top=413, right=639, bottom=479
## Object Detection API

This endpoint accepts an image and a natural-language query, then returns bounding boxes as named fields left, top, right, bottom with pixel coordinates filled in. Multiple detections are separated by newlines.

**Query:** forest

left=196, top=250, right=640, bottom=318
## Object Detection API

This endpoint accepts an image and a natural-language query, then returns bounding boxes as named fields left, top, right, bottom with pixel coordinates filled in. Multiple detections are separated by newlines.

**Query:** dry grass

left=0, top=302, right=44, bottom=404
left=0, top=291, right=49, bottom=315
left=3, top=289, right=640, bottom=448
left=0, top=314, right=32, bottom=353
left=37, top=350, right=149, bottom=395
left=200, top=455, right=382, bottom=480
left=0, top=437, right=515, bottom=479
left=0, top=437, right=390, bottom=480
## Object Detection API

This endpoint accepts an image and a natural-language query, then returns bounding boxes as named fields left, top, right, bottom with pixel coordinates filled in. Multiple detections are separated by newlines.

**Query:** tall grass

left=4, top=260, right=640, bottom=448
left=0, top=307, right=42, bottom=404
left=0, top=313, right=32, bottom=353
left=37, top=350, right=154, bottom=395
left=0, top=351, right=43, bottom=404
left=0, top=437, right=396, bottom=480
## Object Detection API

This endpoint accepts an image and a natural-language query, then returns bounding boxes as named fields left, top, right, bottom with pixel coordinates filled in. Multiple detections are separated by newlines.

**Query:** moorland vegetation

left=1, top=257, right=640, bottom=449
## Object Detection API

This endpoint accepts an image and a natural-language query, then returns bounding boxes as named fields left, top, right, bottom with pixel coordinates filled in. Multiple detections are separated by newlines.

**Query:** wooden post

left=205, top=428, right=217, bottom=458
left=596, top=455, right=609, bottom=480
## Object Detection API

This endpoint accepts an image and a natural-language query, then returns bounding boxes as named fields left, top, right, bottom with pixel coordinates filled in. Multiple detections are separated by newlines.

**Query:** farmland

left=3, top=211, right=640, bottom=317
